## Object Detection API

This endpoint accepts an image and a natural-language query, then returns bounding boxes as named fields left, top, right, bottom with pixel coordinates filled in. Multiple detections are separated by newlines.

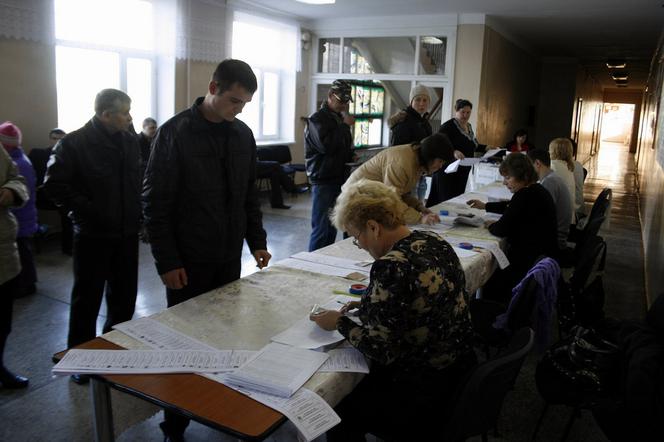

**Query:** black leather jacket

left=389, top=106, right=432, bottom=146
left=304, top=102, right=354, bottom=185
left=142, top=97, right=267, bottom=275
left=44, top=117, right=141, bottom=238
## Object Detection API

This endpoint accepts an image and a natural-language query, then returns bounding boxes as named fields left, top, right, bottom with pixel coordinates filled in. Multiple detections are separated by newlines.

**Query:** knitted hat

left=0, top=121, right=22, bottom=148
left=409, top=85, right=430, bottom=104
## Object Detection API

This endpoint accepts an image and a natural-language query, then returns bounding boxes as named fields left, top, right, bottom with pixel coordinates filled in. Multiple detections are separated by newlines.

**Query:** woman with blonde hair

left=310, top=179, right=476, bottom=440
left=549, top=137, right=584, bottom=219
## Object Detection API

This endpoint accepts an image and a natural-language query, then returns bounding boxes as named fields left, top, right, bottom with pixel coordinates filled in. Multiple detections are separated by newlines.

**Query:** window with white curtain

left=231, top=11, right=297, bottom=143
left=54, top=0, right=155, bottom=132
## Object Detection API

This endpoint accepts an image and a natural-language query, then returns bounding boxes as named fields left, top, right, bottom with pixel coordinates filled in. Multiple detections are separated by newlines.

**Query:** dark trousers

left=0, top=276, right=19, bottom=369
left=162, top=259, right=241, bottom=437
left=308, top=183, right=341, bottom=252
left=326, top=354, right=476, bottom=442
left=16, top=237, right=37, bottom=296
left=67, top=234, right=138, bottom=348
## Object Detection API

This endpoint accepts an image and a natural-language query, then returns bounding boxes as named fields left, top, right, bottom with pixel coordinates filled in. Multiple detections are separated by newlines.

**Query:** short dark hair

left=514, top=128, right=528, bottom=139
left=455, top=99, right=473, bottom=111
left=212, top=59, right=257, bottom=94
left=527, top=148, right=551, bottom=167
left=417, top=133, right=455, bottom=166
left=499, top=153, right=538, bottom=184
left=142, top=117, right=157, bottom=128
left=94, top=89, right=131, bottom=116
left=49, top=128, right=66, bottom=137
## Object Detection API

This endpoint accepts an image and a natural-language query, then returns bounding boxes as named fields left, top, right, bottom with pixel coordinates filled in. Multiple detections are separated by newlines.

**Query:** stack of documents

left=53, top=349, right=238, bottom=375
left=223, top=342, right=329, bottom=398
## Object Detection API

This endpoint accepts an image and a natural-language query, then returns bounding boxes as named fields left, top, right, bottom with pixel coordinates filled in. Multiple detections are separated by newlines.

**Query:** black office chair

left=569, top=187, right=611, bottom=249
left=557, top=235, right=607, bottom=334
left=442, top=328, right=535, bottom=442
left=256, top=145, right=306, bottom=183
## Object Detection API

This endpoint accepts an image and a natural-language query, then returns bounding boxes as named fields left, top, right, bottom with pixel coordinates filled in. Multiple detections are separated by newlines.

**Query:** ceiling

left=238, top=0, right=664, bottom=90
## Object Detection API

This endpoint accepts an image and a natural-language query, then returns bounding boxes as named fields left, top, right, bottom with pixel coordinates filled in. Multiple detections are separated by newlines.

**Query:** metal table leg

left=90, top=378, right=115, bottom=442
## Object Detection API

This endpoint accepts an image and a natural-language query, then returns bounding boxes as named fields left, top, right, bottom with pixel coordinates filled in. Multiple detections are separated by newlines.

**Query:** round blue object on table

left=459, top=242, right=474, bottom=250
left=349, top=284, right=367, bottom=295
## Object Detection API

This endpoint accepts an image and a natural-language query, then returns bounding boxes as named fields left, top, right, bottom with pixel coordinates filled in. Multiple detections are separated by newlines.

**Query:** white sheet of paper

left=318, top=347, right=369, bottom=373
left=53, top=349, right=236, bottom=375
left=113, top=317, right=218, bottom=351
left=271, top=317, right=345, bottom=349
left=444, top=159, right=460, bottom=173
left=223, top=342, right=329, bottom=398
left=273, top=257, right=368, bottom=281
left=459, top=157, right=481, bottom=166
left=291, top=251, right=374, bottom=273
left=482, top=148, right=504, bottom=158
left=213, top=381, right=341, bottom=442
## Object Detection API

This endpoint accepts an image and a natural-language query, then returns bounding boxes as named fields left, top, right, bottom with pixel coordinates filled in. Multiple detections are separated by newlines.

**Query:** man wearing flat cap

left=304, top=80, right=356, bottom=251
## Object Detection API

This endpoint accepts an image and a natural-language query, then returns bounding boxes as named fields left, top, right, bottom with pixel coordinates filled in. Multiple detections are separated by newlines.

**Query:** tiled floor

left=0, top=141, right=646, bottom=441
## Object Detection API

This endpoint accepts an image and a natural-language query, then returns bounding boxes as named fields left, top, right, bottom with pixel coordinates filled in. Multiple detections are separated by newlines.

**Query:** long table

left=59, top=184, right=511, bottom=442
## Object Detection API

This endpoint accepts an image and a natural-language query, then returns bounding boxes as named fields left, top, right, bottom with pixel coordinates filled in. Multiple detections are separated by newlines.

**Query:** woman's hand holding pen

left=309, top=309, right=342, bottom=331
left=466, top=199, right=486, bottom=210
left=340, top=301, right=360, bottom=314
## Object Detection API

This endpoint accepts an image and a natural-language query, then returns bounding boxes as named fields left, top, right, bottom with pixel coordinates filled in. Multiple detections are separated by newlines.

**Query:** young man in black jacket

left=304, top=80, right=355, bottom=251
left=44, top=89, right=141, bottom=381
left=142, top=59, right=271, bottom=442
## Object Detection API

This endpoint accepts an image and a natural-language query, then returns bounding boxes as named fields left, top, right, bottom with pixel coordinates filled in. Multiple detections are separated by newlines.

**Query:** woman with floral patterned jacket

left=310, top=179, right=476, bottom=441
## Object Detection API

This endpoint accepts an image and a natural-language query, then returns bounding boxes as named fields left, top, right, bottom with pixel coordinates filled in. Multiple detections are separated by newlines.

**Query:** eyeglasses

left=351, top=229, right=364, bottom=248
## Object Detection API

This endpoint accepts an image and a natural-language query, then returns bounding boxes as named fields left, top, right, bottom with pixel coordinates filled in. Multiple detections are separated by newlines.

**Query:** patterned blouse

left=337, top=230, right=474, bottom=373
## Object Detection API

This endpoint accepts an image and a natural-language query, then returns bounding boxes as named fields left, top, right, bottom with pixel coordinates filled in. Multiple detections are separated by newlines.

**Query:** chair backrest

left=256, top=145, right=292, bottom=164
left=569, top=235, right=607, bottom=326
left=443, top=328, right=535, bottom=441
left=588, top=187, right=612, bottom=225
left=506, top=276, right=540, bottom=331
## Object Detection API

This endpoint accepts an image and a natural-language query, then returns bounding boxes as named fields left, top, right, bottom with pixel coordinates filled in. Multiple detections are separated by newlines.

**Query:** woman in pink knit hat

left=0, top=122, right=38, bottom=297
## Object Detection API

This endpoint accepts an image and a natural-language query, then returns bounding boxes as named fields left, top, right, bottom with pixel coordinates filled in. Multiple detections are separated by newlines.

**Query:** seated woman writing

left=310, top=179, right=476, bottom=441
left=342, top=133, right=455, bottom=225
left=467, top=154, right=558, bottom=303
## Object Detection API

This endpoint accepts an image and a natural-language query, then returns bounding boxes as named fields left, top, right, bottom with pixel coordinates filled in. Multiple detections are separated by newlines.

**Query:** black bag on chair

left=536, top=324, right=621, bottom=406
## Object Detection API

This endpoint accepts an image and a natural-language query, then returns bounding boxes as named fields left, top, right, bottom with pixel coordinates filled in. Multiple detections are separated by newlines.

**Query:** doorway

left=600, top=103, right=635, bottom=147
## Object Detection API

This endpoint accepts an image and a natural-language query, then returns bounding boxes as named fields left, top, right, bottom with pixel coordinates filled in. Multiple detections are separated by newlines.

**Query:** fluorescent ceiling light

left=295, top=0, right=336, bottom=4
left=606, top=59, right=627, bottom=69
left=421, top=36, right=444, bottom=45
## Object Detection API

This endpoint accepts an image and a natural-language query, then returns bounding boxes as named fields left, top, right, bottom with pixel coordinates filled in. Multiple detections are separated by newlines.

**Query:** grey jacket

left=0, top=147, right=28, bottom=285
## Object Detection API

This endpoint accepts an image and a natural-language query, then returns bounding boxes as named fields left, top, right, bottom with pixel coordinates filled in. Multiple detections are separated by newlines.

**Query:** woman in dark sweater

left=467, top=154, right=558, bottom=302
left=428, top=99, right=487, bottom=206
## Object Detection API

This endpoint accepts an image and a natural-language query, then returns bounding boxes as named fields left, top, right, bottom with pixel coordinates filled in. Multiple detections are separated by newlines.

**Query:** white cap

left=409, top=85, right=430, bottom=105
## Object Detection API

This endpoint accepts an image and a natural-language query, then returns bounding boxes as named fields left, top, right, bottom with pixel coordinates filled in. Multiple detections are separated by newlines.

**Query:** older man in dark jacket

left=305, top=80, right=355, bottom=251
left=142, top=59, right=270, bottom=441
left=44, top=89, right=141, bottom=364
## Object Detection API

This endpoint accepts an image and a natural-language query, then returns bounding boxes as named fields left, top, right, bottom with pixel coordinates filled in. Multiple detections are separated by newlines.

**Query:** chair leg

left=531, top=402, right=548, bottom=441
left=560, top=405, right=579, bottom=442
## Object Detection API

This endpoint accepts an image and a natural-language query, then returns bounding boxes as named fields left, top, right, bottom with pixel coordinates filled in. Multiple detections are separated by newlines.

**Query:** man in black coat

left=304, top=80, right=355, bottom=251
left=142, top=59, right=271, bottom=441
left=44, top=89, right=141, bottom=366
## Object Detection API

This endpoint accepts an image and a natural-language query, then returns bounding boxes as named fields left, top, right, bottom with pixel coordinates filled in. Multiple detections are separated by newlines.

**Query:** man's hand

left=467, top=199, right=486, bottom=210
left=454, top=150, right=465, bottom=160
left=420, top=212, right=440, bottom=225
left=253, top=249, right=272, bottom=269
left=0, top=188, right=15, bottom=207
left=160, top=268, right=188, bottom=290
left=309, top=309, right=342, bottom=331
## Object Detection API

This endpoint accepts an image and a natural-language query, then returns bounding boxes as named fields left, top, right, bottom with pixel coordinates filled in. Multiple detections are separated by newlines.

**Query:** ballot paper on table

left=318, top=347, right=369, bottom=373
left=273, top=257, right=368, bottom=281
left=452, top=245, right=479, bottom=259
left=212, top=380, right=341, bottom=442
left=52, top=349, right=237, bottom=375
left=223, top=342, right=329, bottom=398
left=113, top=317, right=256, bottom=371
left=459, top=157, right=481, bottom=166
left=290, top=251, right=374, bottom=273
left=271, top=317, right=346, bottom=349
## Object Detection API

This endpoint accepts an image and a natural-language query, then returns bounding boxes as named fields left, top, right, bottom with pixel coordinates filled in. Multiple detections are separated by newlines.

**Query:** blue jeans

left=309, top=183, right=341, bottom=251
